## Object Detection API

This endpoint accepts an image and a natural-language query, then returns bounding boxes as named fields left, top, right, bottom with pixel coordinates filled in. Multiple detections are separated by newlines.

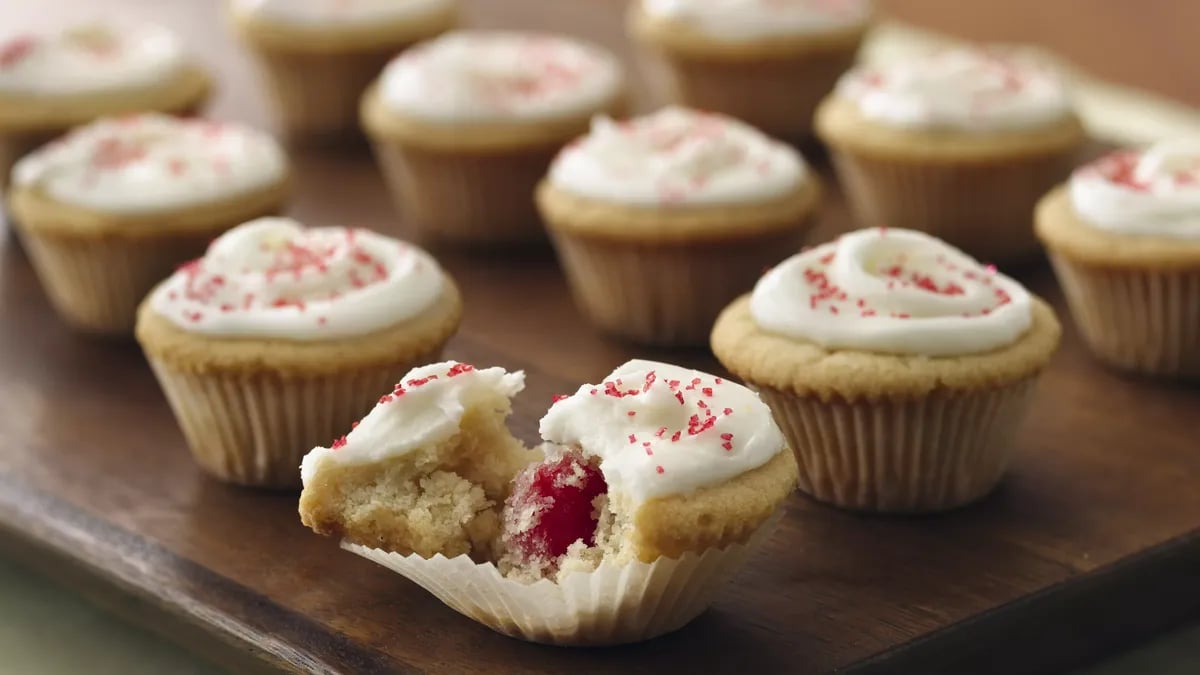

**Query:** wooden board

left=1, top=1, right=1199, bottom=673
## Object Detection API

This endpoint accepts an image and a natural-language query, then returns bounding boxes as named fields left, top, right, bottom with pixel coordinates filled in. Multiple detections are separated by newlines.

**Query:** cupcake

left=1036, top=141, right=1200, bottom=377
left=537, top=106, right=820, bottom=346
left=137, top=217, right=462, bottom=488
left=361, top=30, right=625, bottom=244
left=228, top=0, right=456, bottom=142
left=628, top=0, right=870, bottom=141
left=300, top=358, right=795, bottom=645
left=0, top=22, right=211, bottom=188
left=8, top=113, right=288, bottom=335
left=815, top=46, right=1086, bottom=263
left=712, top=227, right=1061, bottom=512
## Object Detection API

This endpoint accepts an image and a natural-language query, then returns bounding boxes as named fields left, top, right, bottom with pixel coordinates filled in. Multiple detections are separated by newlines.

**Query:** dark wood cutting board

left=0, top=1, right=1198, bottom=673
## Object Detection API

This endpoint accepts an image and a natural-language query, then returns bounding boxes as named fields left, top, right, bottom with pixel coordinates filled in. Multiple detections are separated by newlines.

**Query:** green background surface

left=2, top=554, right=1195, bottom=674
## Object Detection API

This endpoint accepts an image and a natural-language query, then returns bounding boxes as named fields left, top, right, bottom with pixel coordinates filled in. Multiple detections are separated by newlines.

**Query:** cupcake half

left=815, top=46, right=1085, bottom=263
left=8, top=113, right=288, bottom=334
left=300, top=359, right=796, bottom=645
left=712, top=227, right=1061, bottom=513
left=228, top=0, right=456, bottom=142
left=1036, top=141, right=1200, bottom=378
left=362, top=30, right=625, bottom=244
left=136, top=217, right=462, bottom=488
left=629, top=0, right=870, bottom=141
left=537, top=106, right=820, bottom=346
left=0, top=23, right=211, bottom=188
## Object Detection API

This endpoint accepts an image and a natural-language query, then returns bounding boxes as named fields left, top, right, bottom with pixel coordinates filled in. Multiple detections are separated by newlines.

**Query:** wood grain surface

left=0, top=1, right=1198, bottom=674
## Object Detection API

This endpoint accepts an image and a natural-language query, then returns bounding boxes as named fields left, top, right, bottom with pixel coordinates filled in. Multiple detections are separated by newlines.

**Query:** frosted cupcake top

left=1069, top=141, right=1200, bottom=240
left=640, top=0, right=871, bottom=41
left=13, top=114, right=286, bottom=214
left=377, top=31, right=622, bottom=123
left=548, top=107, right=806, bottom=206
left=232, top=0, right=454, bottom=26
left=302, top=362, right=522, bottom=484
left=149, top=217, right=446, bottom=340
left=751, top=228, right=1033, bottom=356
left=0, top=23, right=188, bottom=96
left=836, top=46, right=1073, bottom=131
left=541, top=359, right=785, bottom=504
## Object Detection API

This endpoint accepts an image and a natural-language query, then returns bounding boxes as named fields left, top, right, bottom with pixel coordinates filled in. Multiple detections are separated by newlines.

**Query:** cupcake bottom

left=373, top=141, right=558, bottom=245
left=828, top=147, right=1078, bottom=264
left=757, top=380, right=1038, bottom=512
left=343, top=510, right=780, bottom=646
left=1050, top=255, right=1200, bottom=377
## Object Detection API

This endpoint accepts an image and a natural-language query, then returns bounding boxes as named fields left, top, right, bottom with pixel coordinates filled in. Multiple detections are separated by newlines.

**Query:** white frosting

left=148, top=217, right=446, bottom=340
left=378, top=31, right=622, bottom=123
left=642, top=0, right=871, bottom=41
left=1069, top=141, right=1200, bottom=240
left=301, top=362, right=525, bottom=484
left=751, top=228, right=1033, bottom=356
left=836, top=46, right=1073, bottom=131
left=549, top=107, right=806, bottom=206
left=12, top=114, right=286, bottom=214
left=233, top=0, right=453, bottom=26
left=0, top=23, right=187, bottom=96
left=540, top=360, right=785, bottom=505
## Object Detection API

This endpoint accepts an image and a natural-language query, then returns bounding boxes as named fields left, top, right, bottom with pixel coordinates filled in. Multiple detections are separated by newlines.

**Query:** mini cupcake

left=300, top=359, right=795, bottom=645
left=628, top=0, right=869, bottom=141
left=1036, top=142, right=1200, bottom=377
left=815, top=46, right=1086, bottom=263
left=137, top=217, right=462, bottom=488
left=8, top=113, right=288, bottom=334
left=0, top=23, right=211, bottom=188
left=228, top=0, right=456, bottom=142
left=712, top=227, right=1061, bottom=513
left=537, top=106, right=820, bottom=346
left=361, top=30, right=625, bottom=244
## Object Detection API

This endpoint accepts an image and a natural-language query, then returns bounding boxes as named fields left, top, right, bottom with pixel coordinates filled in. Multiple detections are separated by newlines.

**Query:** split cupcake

left=300, top=358, right=796, bottom=645
left=137, top=217, right=462, bottom=488
left=228, top=0, right=456, bottom=142
left=1036, top=141, right=1200, bottom=378
left=629, top=0, right=870, bottom=141
left=0, top=22, right=211, bottom=188
left=815, top=46, right=1085, bottom=263
left=362, top=30, right=625, bottom=244
left=537, top=106, right=820, bottom=346
left=712, top=227, right=1061, bottom=512
left=8, top=113, right=288, bottom=334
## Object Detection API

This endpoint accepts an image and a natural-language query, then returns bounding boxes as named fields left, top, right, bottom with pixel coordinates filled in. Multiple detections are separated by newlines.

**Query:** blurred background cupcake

left=628, top=0, right=870, bottom=142
left=227, top=0, right=458, bottom=143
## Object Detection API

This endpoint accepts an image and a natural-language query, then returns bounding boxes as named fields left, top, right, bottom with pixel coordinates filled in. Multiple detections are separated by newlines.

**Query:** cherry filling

left=502, top=448, right=607, bottom=569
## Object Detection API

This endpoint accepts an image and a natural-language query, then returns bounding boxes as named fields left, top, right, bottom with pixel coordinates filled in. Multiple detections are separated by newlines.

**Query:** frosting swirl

left=548, top=106, right=806, bottom=206
left=540, top=359, right=785, bottom=504
left=148, top=217, right=446, bottom=340
left=232, top=0, right=454, bottom=26
left=301, top=362, right=524, bottom=485
left=378, top=31, right=622, bottom=123
left=0, top=23, right=187, bottom=96
left=641, top=0, right=871, bottom=41
left=12, top=113, right=286, bottom=214
left=751, top=228, right=1033, bottom=356
left=836, top=46, right=1073, bottom=131
left=1069, top=141, right=1200, bottom=239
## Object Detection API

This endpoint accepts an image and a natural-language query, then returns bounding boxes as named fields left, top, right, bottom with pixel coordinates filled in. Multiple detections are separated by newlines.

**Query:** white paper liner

left=342, top=511, right=782, bottom=646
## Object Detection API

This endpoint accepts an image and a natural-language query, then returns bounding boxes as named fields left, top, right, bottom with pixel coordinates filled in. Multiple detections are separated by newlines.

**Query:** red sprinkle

left=331, top=435, right=347, bottom=450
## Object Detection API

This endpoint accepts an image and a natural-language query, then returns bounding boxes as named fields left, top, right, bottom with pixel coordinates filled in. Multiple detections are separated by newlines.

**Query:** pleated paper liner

left=145, top=350, right=441, bottom=489
left=1049, top=254, right=1200, bottom=378
left=21, top=229, right=215, bottom=335
left=827, top=147, right=1076, bottom=264
left=758, top=378, right=1040, bottom=513
left=549, top=229, right=806, bottom=346
left=343, top=511, right=782, bottom=646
